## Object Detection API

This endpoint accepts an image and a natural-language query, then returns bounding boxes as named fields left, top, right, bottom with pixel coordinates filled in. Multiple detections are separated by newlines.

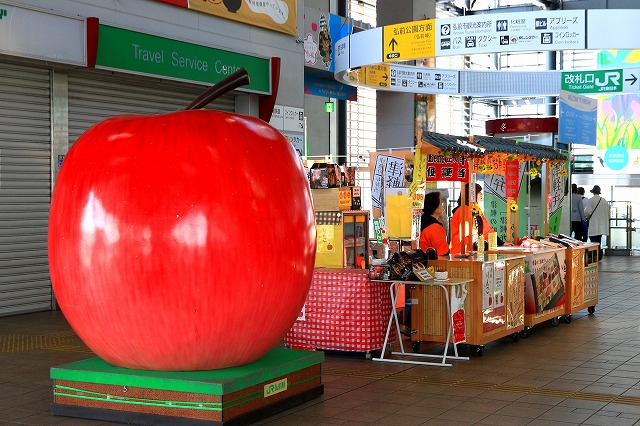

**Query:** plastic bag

left=450, top=284, right=468, bottom=344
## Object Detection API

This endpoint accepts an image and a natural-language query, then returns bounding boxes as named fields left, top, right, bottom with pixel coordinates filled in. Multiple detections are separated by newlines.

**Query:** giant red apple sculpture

left=48, top=69, right=316, bottom=371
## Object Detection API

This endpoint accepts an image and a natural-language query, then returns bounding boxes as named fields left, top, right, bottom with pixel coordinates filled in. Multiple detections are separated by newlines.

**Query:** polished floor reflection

left=1, top=255, right=640, bottom=425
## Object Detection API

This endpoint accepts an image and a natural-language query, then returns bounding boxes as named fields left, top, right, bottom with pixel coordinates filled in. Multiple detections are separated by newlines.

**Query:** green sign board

left=561, top=69, right=622, bottom=94
left=372, top=218, right=383, bottom=244
left=324, top=102, right=335, bottom=113
left=95, top=25, right=270, bottom=94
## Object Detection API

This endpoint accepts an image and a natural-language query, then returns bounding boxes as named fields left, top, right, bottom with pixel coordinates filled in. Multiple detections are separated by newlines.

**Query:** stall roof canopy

left=421, top=131, right=567, bottom=161
left=472, top=136, right=567, bottom=161
left=420, top=132, right=485, bottom=155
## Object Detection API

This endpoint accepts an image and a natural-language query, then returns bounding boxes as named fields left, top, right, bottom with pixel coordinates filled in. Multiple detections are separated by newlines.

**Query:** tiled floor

left=1, top=255, right=640, bottom=425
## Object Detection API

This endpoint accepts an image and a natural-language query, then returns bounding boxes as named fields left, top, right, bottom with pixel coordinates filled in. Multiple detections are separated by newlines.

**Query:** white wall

left=12, top=0, right=305, bottom=109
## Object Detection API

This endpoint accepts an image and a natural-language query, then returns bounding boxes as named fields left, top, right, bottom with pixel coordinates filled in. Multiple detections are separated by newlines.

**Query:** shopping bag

left=450, top=284, right=468, bottom=344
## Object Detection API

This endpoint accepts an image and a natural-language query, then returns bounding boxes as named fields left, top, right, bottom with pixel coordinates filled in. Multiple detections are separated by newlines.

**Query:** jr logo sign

left=561, top=70, right=623, bottom=94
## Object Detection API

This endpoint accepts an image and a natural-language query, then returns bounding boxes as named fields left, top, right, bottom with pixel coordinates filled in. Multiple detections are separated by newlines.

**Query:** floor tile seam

left=0, top=334, right=87, bottom=354
left=323, top=369, right=640, bottom=407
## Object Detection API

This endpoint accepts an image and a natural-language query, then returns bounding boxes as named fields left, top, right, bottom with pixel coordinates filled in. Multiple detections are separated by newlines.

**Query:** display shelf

left=314, top=210, right=370, bottom=269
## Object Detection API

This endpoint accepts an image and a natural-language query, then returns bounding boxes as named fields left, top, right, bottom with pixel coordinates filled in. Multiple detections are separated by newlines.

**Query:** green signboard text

left=96, top=25, right=270, bottom=94
left=561, top=69, right=622, bottom=94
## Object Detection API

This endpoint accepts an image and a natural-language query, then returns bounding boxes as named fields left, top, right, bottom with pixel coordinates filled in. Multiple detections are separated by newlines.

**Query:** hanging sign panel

left=383, top=19, right=436, bottom=62
left=332, top=9, right=640, bottom=96
left=435, top=10, right=585, bottom=57
left=558, top=90, right=597, bottom=146
left=388, top=65, right=459, bottom=94
left=425, top=155, right=469, bottom=182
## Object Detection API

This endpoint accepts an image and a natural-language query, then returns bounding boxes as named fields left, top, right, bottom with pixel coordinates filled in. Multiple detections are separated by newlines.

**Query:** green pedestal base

left=50, top=347, right=324, bottom=425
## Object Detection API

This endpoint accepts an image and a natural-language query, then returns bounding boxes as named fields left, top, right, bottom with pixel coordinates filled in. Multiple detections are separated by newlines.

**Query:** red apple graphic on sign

left=48, top=69, right=316, bottom=371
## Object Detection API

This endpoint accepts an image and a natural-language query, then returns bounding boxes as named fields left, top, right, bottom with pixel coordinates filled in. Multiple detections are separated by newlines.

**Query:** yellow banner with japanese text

left=165, top=0, right=298, bottom=36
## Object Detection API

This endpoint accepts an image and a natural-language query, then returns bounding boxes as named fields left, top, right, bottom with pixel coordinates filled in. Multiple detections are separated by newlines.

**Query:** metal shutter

left=68, top=70, right=235, bottom=144
left=0, top=63, right=53, bottom=316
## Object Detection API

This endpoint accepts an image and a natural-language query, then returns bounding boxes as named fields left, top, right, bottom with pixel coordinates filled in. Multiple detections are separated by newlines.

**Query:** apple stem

left=185, top=68, right=251, bottom=110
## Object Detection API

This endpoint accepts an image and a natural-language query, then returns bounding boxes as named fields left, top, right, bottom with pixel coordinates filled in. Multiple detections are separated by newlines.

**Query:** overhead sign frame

left=334, top=9, right=640, bottom=97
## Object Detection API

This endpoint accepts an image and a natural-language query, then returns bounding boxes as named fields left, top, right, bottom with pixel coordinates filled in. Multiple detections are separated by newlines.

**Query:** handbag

left=585, top=198, right=602, bottom=221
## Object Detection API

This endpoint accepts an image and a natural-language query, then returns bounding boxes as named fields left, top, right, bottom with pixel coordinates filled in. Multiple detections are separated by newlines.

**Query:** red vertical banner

left=505, top=160, right=520, bottom=198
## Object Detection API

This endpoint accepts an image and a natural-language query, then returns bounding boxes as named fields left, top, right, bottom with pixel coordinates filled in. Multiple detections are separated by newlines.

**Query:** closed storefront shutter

left=68, top=70, right=235, bottom=144
left=0, top=63, right=53, bottom=316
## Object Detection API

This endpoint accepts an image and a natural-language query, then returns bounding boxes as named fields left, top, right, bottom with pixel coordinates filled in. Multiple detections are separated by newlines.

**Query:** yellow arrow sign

left=365, top=64, right=391, bottom=88
left=383, top=19, right=436, bottom=62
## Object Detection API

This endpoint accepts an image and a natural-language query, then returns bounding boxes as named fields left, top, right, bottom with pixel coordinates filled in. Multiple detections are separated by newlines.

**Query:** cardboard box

left=311, top=188, right=352, bottom=211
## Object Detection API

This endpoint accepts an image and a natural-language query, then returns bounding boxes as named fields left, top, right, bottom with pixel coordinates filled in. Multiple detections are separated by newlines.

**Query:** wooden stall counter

left=564, top=242, right=599, bottom=318
left=488, top=246, right=567, bottom=335
left=411, top=253, right=526, bottom=356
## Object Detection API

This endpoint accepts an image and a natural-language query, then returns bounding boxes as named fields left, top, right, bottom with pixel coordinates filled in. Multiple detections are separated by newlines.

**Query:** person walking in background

left=578, top=186, right=589, bottom=239
left=571, top=184, right=587, bottom=242
left=584, top=185, right=609, bottom=260
left=578, top=186, right=589, bottom=210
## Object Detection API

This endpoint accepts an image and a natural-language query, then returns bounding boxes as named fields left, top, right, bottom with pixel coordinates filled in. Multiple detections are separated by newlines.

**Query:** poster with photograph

left=482, top=261, right=507, bottom=333
left=524, top=250, right=567, bottom=315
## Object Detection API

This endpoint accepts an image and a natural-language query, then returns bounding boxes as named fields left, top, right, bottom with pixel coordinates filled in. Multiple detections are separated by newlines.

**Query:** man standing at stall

left=584, top=185, right=609, bottom=260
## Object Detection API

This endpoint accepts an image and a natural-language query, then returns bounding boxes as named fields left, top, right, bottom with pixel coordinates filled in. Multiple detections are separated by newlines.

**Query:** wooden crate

left=311, top=188, right=352, bottom=211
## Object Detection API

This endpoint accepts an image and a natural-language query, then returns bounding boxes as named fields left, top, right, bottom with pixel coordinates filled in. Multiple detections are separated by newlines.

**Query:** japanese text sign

left=425, top=154, right=469, bottom=182
left=505, top=160, right=520, bottom=198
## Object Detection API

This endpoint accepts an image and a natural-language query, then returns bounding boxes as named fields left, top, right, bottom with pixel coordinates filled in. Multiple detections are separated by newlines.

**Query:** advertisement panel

left=156, top=0, right=297, bottom=36
left=435, top=10, right=585, bottom=57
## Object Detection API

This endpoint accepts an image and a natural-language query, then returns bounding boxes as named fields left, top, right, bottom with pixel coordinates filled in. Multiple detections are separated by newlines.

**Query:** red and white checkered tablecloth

left=284, top=269, right=395, bottom=352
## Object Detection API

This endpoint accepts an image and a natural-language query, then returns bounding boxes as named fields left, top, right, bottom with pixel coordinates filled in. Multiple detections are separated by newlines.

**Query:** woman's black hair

left=456, top=183, right=483, bottom=206
left=422, top=191, right=441, bottom=216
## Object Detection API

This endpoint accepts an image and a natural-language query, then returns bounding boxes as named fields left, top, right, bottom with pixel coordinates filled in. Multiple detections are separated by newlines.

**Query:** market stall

left=410, top=253, right=526, bottom=356
left=284, top=164, right=394, bottom=356
left=406, top=131, right=571, bottom=354
left=395, top=133, right=526, bottom=356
